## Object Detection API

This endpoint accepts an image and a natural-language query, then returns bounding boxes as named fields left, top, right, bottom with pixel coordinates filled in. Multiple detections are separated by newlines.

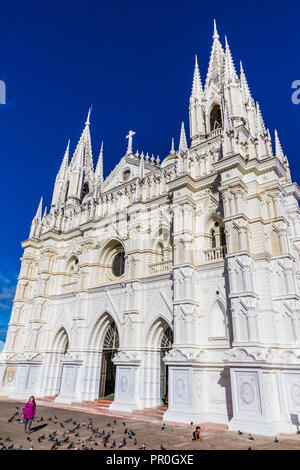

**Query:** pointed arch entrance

left=99, top=322, right=119, bottom=398
left=160, top=326, right=173, bottom=403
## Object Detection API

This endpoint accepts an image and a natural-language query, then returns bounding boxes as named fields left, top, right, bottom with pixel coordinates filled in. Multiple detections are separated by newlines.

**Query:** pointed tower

left=29, top=197, right=43, bottom=238
left=68, top=109, right=94, bottom=205
left=51, top=140, right=70, bottom=208
left=179, top=122, right=188, bottom=153
left=189, top=55, right=206, bottom=144
left=95, top=141, right=104, bottom=184
left=205, top=20, right=225, bottom=91
left=94, top=141, right=104, bottom=200
left=223, top=36, right=241, bottom=118
left=240, top=61, right=256, bottom=135
left=274, top=129, right=284, bottom=161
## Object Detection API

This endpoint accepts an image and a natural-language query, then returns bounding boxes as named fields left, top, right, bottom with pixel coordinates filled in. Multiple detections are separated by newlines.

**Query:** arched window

left=271, top=230, right=281, bottom=256
left=112, top=250, right=125, bottom=277
left=210, top=104, right=222, bottom=131
left=64, top=338, right=69, bottom=355
left=68, top=256, right=79, bottom=274
left=81, top=182, right=89, bottom=202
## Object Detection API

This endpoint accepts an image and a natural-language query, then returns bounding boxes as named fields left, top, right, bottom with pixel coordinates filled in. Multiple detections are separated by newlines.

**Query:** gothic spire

left=240, top=61, right=252, bottom=104
left=95, top=141, right=104, bottom=183
left=191, top=55, right=203, bottom=98
left=255, top=102, right=266, bottom=135
left=205, top=19, right=225, bottom=90
left=275, top=129, right=285, bottom=160
left=57, top=140, right=70, bottom=180
left=35, top=197, right=43, bottom=221
left=70, top=109, right=93, bottom=170
left=223, top=35, right=238, bottom=84
left=179, top=122, right=188, bottom=153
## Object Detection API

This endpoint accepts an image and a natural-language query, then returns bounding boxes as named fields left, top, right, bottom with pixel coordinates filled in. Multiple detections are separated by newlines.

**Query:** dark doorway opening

left=99, top=322, right=119, bottom=398
left=160, top=326, right=173, bottom=404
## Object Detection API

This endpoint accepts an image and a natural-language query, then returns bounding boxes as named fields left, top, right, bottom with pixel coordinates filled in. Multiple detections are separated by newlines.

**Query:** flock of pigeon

left=0, top=406, right=169, bottom=450
left=0, top=406, right=282, bottom=450
left=237, top=429, right=279, bottom=450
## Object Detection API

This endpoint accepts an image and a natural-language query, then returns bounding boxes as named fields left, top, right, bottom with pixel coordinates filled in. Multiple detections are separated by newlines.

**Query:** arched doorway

left=160, top=326, right=173, bottom=404
left=99, top=322, right=119, bottom=398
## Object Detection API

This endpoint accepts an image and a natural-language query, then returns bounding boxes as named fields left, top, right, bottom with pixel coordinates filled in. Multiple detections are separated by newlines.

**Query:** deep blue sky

left=0, top=0, right=300, bottom=342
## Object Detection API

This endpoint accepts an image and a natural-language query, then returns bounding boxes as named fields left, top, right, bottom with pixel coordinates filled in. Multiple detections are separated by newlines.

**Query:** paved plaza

left=0, top=400, right=299, bottom=450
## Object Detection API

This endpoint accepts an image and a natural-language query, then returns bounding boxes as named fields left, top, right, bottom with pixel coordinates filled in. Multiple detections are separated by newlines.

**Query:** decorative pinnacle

left=213, top=19, right=219, bottom=40
left=275, top=129, right=284, bottom=159
left=139, top=150, right=145, bottom=179
left=85, top=106, right=92, bottom=126
left=170, top=137, right=175, bottom=155
left=192, top=54, right=203, bottom=98
left=95, top=141, right=104, bottom=183
left=35, top=197, right=43, bottom=220
left=256, top=102, right=266, bottom=134
left=179, top=122, right=188, bottom=153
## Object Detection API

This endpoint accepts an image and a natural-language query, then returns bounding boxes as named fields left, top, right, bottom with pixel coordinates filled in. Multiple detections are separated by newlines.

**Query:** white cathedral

left=1, top=22, right=300, bottom=436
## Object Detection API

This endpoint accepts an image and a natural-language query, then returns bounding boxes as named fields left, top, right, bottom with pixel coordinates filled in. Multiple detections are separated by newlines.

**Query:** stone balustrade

left=149, top=260, right=172, bottom=274
left=204, top=245, right=227, bottom=263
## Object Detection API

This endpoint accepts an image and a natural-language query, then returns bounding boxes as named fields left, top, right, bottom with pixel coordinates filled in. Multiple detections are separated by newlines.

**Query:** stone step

left=37, top=395, right=57, bottom=402
left=133, top=405, right=167, bottom=419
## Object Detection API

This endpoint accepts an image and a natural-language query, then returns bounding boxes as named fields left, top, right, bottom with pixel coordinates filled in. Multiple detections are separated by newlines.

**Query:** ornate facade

left=1, top=22, right=300, bottom=435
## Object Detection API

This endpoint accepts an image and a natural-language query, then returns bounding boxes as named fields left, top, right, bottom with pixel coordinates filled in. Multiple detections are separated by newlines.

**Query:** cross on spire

left=126, top=130, right=136, bottom=155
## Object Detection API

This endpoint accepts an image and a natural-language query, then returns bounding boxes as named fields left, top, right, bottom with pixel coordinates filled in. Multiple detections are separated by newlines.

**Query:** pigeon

left=5, top=437, right=12, bottom=442
left=28, top=446, right=34, bottom=450
left=60, top=423, right=65, bottom=428
left=81, top=443, right=87, bottom=450
left=123, top=422, right=126, bottom=426
left=110, top=440, right=116, bottom=449
left=248, top=446, right=252, bottom=450
left=140, top=443, right=146, bottom=450
left=130, top=429, right=136, bottom=436
left=248, top=434, right=254, bottom=441
left=67, top=442, right=73, bottom=449
left=134, top=438, right=137, bottom=446
left=128, top=433, right=132, bottom=439
left=114, top=420, right=117, bottom=426
left=161, top=423, right=166, bottom=431
left=7, top=443, right=14, bottom=450
left=160, top=444, right=166, bottom=450
left=17, top=445, right=22, bottom=451
left=27, top=436, right=32, bottom=442
left=274, top=436, right=278, bottom=443
left=238, top=430, right=243, bottom=435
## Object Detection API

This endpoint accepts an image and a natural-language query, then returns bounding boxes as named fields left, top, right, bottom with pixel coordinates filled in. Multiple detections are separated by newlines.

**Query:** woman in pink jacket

left=21, top=396, right=36, bottom=434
